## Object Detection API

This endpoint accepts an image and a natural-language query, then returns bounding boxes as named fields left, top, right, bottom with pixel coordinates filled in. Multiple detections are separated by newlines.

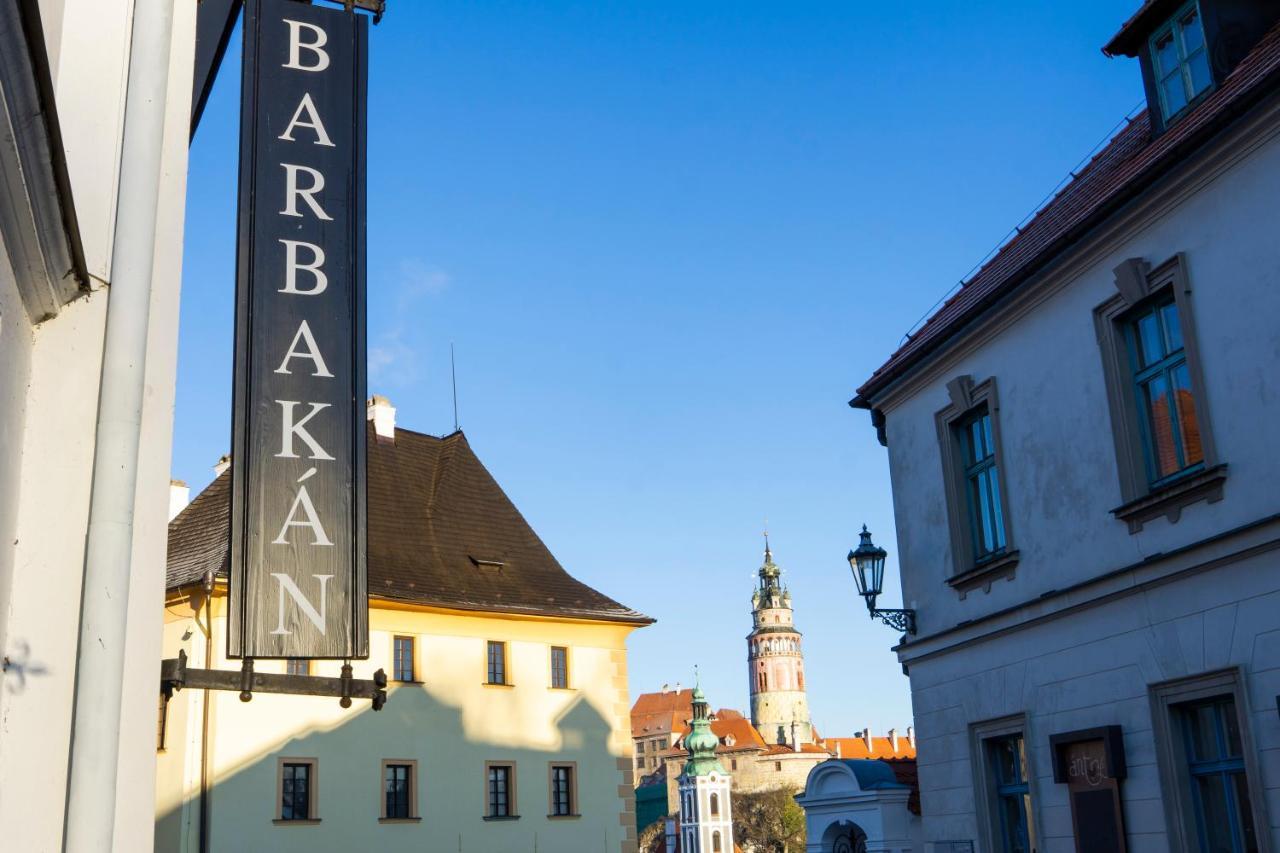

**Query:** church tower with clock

left=747, top=538, right=813, bottom=746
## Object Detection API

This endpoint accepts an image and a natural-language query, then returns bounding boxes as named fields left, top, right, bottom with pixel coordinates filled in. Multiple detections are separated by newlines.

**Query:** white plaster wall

left=882, top=128, right=1280, bottom=634
left=0, top=230, right=33, bottom=683
left=907, top=548, right=1280, bottom=852
left=875, top=117, right=1280, bottom=852
left=45, top=0, right=132, bottom=284
left=0, top=291, right=109, bottom=852
left=0, top=1, right=195, bottom=849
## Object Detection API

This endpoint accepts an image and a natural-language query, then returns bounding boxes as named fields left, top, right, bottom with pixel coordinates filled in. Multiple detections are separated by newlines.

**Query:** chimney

left=889, top=728, right=898, bottom=753
left=835, top=740, right=842, bottom=758
left=661, top=683, right=669, bottom=693
left=907, top=726, right=916, bottom=749
left=213, top=454, right=231, bottom=477
left=863, top=728, right=873, bottom=753
left=168, top=480, right=189, bottom=521
left=367, top=394, right=396, bottom=442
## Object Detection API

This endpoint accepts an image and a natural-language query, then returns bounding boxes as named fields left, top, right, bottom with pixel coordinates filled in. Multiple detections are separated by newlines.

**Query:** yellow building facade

left=157, top=405, right=649, bottom=852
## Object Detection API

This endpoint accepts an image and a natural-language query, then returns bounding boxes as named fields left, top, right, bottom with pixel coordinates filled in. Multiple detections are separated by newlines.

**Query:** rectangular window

left=936, top=376, right=1018, bottom=588
left=487, top=641, right=507, bottom=685
left=393, top=636, right=415, bottom=683
left=549, top=763, right=576, bottom=817
left=486, top=762, right=516, bottom=818
left=277, top=759, right=318, bottom=822
left=1177, top=698, right=1259, bottom=852
left=550, top=646, right=569, bottom=689
left=988, top=734, right=1035, bottom=853
left=1095, top=255, right=1223, bottom=534
left=1151, top=1, right=1212, bottom=121
left=1124, top=295, right=1203, bottom=486
left=286, top=658, right=310, bottom=676
left=1151, top=670, right=1266, bottom=853
left=958, top=406, right=1007, bottom=560
left=382, top=761, right=416, bottom=820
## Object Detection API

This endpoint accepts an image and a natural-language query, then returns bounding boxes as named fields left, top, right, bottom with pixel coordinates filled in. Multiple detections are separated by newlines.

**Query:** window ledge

left=548, top=686, right=575, bottom=692
left=272, top=819, right=321, bottom=826
left=547, top=814, right=582, bottom=820
left=483, top=682, right=514, bottom=688
left=483, top=815, right=521, bottom=821
left=946, top=550, right=1020, bottom=599
left=378, top=817, right=422, bottom=824
left=1111, top=464, right=1227, bottom=533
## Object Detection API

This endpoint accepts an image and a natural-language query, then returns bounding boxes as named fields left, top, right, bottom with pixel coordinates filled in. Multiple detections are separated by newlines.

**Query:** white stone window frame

left=969, top=714, right=1038, bottom=853
left=1148, top=667, right=1272, bottom=853
left=1094, top=253, right=1225, bottom=533
left=935, top=375, right=1020, bottom=597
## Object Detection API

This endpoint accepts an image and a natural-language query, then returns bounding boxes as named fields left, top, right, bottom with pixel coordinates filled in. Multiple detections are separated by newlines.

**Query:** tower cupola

left=746, top=537, right=813, bottom=746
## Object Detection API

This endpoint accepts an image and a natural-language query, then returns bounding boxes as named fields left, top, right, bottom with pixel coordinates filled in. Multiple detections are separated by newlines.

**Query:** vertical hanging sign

left=229, top=0, right=368, bottom=659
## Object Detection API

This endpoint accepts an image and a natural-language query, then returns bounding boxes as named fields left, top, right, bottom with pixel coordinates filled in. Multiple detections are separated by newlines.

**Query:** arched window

left=710, top=793, right=720, bottom=816
left=798, top=672, right=804, bottom=689
left=761, top=672, right=767, bottom=690
left=713, top=830, right=722, bottom=851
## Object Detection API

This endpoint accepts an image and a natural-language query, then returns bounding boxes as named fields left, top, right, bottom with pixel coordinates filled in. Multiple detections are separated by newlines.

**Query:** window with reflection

left=987, top=734, right=1035, bottom=853
left=957, top=405, right=1007, bottom=561
left=1151, top=2, right=1212, bottom=121
left=1176, top=697, right=1259, bottom=853
left=1125, top=294, right=1203, bottom=485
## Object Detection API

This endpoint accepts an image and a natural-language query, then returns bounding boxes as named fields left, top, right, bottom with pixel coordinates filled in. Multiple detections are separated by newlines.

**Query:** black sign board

left=1050, top=726, right=1128, bottom=853
left=229, top=0, right=368, bottom=659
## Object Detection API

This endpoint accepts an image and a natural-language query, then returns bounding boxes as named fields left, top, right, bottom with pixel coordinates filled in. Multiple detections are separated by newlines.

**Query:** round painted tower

left=747, top=539, right=813, bottom=746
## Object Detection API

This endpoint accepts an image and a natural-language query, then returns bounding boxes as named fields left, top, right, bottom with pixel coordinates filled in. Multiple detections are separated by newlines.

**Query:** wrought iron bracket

left=160, top=650, right=388, bottom=710
left=870, top=607, right=917, bottom=635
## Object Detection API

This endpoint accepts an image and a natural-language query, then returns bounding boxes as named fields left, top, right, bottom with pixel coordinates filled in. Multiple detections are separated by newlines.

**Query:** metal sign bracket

left=161, top=650, right=388, bottom=711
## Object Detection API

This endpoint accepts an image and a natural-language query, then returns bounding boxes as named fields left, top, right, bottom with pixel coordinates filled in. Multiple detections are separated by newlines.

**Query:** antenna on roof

left=450, top=342, right=459, bottom=433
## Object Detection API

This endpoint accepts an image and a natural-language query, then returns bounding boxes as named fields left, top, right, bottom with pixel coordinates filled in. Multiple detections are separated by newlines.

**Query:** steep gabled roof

left=854, top=21, right=1280, bottom=406
left=167, top=424, right=651, bottom=625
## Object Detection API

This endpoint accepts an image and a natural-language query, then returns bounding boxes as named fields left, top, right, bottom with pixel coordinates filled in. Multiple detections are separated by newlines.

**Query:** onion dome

left=683, top=679, right=726, bottom=776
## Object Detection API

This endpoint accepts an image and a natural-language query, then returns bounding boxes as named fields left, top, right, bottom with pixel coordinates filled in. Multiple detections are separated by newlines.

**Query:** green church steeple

left=682, top=673, right=725, bottom=777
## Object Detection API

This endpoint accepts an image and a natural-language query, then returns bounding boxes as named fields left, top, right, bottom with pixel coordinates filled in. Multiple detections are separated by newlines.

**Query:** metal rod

left=161, top=651, right=389, bottom=707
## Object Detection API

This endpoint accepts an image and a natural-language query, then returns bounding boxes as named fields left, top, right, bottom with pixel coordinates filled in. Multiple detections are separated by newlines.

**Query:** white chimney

left=168, top=479, right=189, bottom=521
left=863, top=728, right=873, bottom=753
left=367, top=394, right=396, bottom=441
left=835, top=740, right=842, bottom=758
left=889, top=728, right=898, bottom=753
left=907, top=726, right=916, bottom=749
left=213, top=454, right=231, bottom=477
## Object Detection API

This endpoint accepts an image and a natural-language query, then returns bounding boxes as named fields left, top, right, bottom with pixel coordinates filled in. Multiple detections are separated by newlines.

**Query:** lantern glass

left=848, top=525, right=887, bottom=601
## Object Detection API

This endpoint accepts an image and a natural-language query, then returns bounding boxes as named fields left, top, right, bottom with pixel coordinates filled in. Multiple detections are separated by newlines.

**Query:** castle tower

left=747, top=538, right=813, bottom=746
left=677, top=682, right=734, bottom=853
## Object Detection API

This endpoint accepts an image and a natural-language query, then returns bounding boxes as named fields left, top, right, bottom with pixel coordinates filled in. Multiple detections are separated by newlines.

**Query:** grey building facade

left=852, top=3, right=1280, bottom=852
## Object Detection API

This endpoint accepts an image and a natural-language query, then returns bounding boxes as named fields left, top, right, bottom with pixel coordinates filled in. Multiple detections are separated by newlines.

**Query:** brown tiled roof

left=854, top=21, right=1280, bottom=406
left=631, top=688, right=694, bottom=737
left=822, top=735, right=917, bottom=761
left=167, top=425, right=652, bottom=624
left=660, top=715, right=804, bottom=759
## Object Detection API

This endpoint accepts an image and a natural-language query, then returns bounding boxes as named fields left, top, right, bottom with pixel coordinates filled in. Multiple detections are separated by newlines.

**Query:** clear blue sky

left=175, top=1, right=1143, bottom=735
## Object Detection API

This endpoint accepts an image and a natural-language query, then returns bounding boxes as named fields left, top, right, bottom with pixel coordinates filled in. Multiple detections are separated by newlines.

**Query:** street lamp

left=847, top=525, right=916, bottom=635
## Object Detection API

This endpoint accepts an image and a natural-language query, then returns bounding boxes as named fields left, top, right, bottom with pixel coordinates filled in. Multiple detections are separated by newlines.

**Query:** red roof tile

left=822, top=736, right=917, bottom=761
left=854, top=22, right=1280, bottom=406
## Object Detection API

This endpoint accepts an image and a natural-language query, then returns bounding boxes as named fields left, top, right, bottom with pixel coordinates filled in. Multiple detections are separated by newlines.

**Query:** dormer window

left=1150, top=2, right=1212, bottom=121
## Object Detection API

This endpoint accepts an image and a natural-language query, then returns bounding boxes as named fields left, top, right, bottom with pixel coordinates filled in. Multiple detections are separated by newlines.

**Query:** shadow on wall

left=156, top=683, right=627, bottom=853
left=2, top=639, right=51, bottom=694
